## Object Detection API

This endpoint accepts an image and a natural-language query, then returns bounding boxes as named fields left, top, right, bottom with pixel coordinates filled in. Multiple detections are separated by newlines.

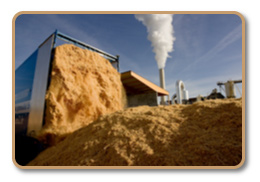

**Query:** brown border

left=12, top=11, right=245, bottom=170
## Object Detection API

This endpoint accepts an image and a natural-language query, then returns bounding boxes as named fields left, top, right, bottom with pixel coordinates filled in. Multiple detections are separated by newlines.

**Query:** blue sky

left=15, top=13, right=242, bottom=98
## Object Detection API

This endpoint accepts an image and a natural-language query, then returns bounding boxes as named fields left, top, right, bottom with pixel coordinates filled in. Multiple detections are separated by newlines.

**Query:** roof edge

left=121, top=71, right=169, bottom=96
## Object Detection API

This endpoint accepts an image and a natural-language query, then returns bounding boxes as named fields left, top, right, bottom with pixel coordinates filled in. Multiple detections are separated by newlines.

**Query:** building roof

left=121, top=71, right=169, bottom=96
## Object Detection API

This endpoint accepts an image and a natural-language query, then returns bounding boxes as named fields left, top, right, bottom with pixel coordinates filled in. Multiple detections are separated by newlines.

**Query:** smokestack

left=135, top=14, right=176, bottom=105
left=159, top=68, right=166, bottom=104
left=134, top=14, right=176, bottom=69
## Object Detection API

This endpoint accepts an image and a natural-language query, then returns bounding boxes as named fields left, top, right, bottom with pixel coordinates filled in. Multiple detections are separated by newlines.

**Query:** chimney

left=159, top=68, right=166, bottom=105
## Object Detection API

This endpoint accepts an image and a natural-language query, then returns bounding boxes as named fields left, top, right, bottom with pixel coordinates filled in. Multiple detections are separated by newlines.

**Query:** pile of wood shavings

left=29, top=98, right=242, bottom=166
left=37, top=44, right=126, bottom=145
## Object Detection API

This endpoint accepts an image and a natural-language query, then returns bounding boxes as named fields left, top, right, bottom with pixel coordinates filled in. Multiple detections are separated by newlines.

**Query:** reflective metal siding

left=15, top=50, right=38, bottom=104
left=15, top=50, right=38, bottom=134
left=27, top=35, right=54, bottom=135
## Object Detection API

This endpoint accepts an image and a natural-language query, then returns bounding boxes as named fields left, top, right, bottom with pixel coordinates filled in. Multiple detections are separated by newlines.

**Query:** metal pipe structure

left=171, top=93, right=177, bottom=104
left=176, top=80, right=189, bottom=104
left=176, top=80, right=184, bottom=104
left=53, top=30, right=120, bottom=72
left=159, top=68, right=166, bottom=104
left=217, top=80, right=242, bottom=98
left=56, top=31, right=118, bottom=61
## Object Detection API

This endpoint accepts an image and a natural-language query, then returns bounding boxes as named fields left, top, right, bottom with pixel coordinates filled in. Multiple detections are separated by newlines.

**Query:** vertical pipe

left=159, top=68, right=166, bottom=105
left=116, top=55, right=120, bottom=72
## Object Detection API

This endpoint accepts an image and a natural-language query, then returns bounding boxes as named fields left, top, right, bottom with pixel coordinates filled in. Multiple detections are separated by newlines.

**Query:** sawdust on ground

left=29, top=98, right=242, bottom=166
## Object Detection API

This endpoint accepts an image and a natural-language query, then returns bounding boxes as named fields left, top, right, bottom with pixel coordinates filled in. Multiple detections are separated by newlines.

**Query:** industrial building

left=121, top=71, right=169, bottom=107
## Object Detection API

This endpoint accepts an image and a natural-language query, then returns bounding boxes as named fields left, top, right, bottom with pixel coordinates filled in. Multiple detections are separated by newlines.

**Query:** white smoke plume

left=135, top=14, right=176, bottom=69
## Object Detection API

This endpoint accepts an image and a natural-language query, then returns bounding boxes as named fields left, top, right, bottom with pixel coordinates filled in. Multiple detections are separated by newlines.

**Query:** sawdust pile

left=37, top=44, right=126, bottom=145
left=29, top=98, right=242, bottom=166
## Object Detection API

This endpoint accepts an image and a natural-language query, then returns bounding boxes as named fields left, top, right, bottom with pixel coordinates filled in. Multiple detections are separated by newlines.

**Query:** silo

left=225, top=81, right=236, bottom=98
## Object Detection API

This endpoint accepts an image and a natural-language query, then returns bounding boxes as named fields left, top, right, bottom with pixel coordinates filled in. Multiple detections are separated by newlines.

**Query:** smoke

left=135, top=14, right=176, bottom=69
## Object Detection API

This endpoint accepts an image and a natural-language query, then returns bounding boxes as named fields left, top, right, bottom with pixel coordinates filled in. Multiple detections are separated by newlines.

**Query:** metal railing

left=53, top=30, right=120, bottom=71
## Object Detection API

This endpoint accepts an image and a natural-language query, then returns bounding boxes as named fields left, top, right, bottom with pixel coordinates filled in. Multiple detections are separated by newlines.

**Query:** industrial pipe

left=159, top=68, right=166, bottom=104
left=176, top=80, right=189, bottom=104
